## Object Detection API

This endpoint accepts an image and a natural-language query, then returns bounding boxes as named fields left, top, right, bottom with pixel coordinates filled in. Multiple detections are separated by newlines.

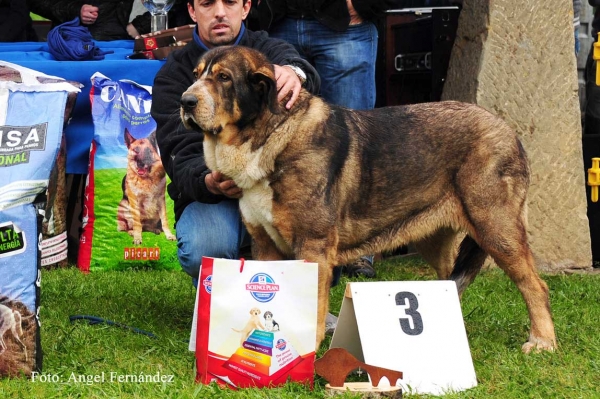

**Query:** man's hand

left=274, top=65, right=302, bottom=110
left=205, top=171, right=242, bottom=199
left=126, top=23, right=140, bottom=38
left=80, top=4, right=99, bottom=25
left=346, top=0, right=364, bottom=25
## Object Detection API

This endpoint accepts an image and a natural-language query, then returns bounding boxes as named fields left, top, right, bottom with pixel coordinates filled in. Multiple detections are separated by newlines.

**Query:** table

left=0, top=41, right=165, bottom=174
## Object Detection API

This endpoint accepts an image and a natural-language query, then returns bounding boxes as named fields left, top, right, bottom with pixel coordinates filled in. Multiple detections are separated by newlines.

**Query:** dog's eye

left=217, top=73, right=230, bottom=82
left=193, top=70, right=199, bottom=79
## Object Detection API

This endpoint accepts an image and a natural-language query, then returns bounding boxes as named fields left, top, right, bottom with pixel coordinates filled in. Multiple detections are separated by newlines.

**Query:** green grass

left=1, top=256, right=599, bottom=398
left=83, top=168, right=178, bottom=271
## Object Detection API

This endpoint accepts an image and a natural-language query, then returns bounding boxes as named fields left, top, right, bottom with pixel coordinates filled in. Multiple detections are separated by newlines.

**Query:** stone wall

left=442, top=0, right=592, bottom=271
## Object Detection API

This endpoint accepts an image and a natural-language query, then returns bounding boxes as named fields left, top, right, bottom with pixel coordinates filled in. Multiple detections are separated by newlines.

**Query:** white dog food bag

left=195, top=257, right=318, bottom=388
left=77, top=73, right=178, bottom=272
left=0, top=62, right=80, bottom=377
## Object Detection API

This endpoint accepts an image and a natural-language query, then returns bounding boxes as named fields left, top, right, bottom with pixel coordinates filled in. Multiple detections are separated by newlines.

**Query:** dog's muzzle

left=180, top=93, right=198, bottom=112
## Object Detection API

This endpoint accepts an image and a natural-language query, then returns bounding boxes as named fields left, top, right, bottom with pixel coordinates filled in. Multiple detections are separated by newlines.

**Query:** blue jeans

left=269, top=18, right=378, bottom=110
left=176, top=200, right=251, bottom=286
left=271, top=18, right=378, bottom=283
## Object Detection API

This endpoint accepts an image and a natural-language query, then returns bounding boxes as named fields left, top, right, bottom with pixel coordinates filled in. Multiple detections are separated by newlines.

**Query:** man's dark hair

left=187, top=0, right=250, bottom=9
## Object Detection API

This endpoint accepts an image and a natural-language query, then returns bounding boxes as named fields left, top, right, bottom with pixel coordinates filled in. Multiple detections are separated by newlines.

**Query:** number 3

left=395, top=291, right=424, bottom=335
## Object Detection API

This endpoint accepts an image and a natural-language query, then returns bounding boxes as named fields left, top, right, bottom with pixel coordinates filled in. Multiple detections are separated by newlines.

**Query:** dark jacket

left=249, top=0, right=394, bottom=32
left=28, top=0, right=145, bottom=40
left=28, top=0, right=191, bottom=41
left=0, top=0, right=37, bottom=42
left=151, top=28, right=320, bottom=221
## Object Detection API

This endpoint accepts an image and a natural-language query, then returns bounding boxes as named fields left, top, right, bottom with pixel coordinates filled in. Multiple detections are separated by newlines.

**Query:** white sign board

left=330, top=281, right=477, bottom=396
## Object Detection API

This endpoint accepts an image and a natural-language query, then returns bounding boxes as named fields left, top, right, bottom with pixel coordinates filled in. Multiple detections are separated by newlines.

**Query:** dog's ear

left=249, top=65, right=281, bottom=115
left=146, top=130, right=158, bottom=150
left=124, top=128, right=135, bottom=148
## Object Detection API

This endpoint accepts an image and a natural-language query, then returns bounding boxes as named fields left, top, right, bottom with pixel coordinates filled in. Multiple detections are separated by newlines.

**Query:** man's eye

left=218, top=73, right=230, bottom=82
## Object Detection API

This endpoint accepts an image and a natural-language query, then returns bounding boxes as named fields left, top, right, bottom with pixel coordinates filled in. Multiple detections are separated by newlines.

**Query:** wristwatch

left=285, top=65, right=307, bottom=85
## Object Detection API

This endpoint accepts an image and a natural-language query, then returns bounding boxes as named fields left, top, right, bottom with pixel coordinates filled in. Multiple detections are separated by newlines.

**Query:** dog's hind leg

left=414, top=227, right=459, bottom=280
left=12, top=311, right=27, bottom=361
left=468, top=210, right=556, bottom=353
left=0, top=335, right=6, bottom=356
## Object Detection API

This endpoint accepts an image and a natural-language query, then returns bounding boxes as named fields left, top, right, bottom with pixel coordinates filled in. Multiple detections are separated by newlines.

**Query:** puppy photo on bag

left=194, top=257, right=318, bottom=388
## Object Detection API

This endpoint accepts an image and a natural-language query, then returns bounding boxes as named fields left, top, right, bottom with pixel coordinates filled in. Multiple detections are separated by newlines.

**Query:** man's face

left=188, top=0, right=250, bottom=48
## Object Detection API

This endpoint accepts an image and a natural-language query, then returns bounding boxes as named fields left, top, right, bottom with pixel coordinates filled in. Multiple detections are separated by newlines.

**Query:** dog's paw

left=132, top=235, right=143, bottom=245
left=165, top=233, right=176, bottom=241
left=521, top=338, right=556, bottom=354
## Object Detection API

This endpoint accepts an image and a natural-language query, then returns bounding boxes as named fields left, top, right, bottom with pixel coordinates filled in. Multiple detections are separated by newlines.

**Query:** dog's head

left=264, top=311, right=273, bottom=320
left=124, top=128, right=161, bottom=177
left=249, top=307, right=262, bottom=316
left=180, top=46, right=280, bottom=136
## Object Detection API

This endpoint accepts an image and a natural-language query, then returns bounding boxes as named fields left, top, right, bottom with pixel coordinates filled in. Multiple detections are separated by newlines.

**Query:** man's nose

left=213, top=0, right=227, bottom=17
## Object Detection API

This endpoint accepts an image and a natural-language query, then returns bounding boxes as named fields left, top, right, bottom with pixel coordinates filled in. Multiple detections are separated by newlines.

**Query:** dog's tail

left=450, top=236, right=487, bottom=296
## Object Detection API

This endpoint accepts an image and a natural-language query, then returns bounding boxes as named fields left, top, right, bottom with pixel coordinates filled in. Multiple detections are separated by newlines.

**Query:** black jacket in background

left=248, top=0, right=394, bottom=32
left=27, top=0, right=192, bottom=41
left=0, top=0, right=37, bottom=42
left=151, top=29, right=320, bottom=222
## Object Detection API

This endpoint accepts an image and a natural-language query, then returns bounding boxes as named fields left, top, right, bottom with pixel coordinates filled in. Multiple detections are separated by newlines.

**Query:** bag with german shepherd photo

left=77, top=72, right=178, bottom=272
left=0, top=61, right=80, bottom=377
left=194, top=257, right=318, bottom=389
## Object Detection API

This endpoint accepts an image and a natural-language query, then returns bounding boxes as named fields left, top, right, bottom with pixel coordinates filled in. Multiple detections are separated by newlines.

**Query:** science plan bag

left=195, top=257, right=318, bottom=388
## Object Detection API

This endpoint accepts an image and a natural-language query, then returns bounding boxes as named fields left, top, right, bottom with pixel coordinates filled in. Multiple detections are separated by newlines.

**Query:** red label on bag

left=123, top=247, right=160, bottom=260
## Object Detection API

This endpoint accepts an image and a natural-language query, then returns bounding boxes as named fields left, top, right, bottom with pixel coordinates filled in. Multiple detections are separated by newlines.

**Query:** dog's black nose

left=180, top=94, right=198, bottom=110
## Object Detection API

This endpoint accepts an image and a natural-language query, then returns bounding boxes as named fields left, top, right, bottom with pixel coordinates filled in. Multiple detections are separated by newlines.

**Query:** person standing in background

left=248, top=0, right=393, bottom=280
left=28, top=0, right=192, bottom=41
left=0, top=0, right=38, bottom=42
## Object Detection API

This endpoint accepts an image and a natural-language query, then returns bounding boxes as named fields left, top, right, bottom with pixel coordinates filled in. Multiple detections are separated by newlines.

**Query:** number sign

left=330, top=281, right=477, bottom=396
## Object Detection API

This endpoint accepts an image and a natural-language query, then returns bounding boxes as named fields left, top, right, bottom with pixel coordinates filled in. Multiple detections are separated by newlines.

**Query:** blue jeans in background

left=270, top=17, right=378, bottom=283
left=176, top=200, right=251, bottom=287
left=269, top=17, right=378, bottom=110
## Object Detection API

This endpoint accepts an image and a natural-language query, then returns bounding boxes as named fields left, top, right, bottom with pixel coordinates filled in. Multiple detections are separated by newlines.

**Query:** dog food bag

left=0, top=61, right=80, bottom=377
left=195, top=257, right=318, bottom=389
left=78, top=72, right=178, bottom=272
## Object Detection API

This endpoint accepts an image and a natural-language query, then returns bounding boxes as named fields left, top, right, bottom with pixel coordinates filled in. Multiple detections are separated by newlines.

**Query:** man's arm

left=247, top=31, right=321, bottom=95
left=28, top=0, right=84, bottom=24
left=151, top=57, right=224, bottom=204
left=350, top=0, right=395, bottom=22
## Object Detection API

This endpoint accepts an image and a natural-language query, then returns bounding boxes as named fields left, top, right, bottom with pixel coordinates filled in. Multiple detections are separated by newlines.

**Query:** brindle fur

left=180, top=46, right=556, bottom=353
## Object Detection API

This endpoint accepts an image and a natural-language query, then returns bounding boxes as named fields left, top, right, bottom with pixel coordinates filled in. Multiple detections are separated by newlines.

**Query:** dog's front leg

left=246, top=223, right=287, bottom=260
left=295, top=236, right=337, bottom=350
left=158, top=200, right=176, bottom=241
left=126, top=188, right=143, bottom=245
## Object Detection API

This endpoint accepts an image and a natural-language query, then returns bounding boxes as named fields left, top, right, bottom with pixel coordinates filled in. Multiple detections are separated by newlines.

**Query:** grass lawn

left=0, top=256, right=598, bottom=398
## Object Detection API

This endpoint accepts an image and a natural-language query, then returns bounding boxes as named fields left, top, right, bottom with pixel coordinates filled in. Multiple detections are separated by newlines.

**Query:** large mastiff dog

left=180, top=46, right=556, bottom=353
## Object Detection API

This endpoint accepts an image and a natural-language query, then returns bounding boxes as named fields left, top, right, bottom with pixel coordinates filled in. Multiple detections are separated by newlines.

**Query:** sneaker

left=342, top=257, right=376, bottom=278
left=325, top=313, right=338, bottom=336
